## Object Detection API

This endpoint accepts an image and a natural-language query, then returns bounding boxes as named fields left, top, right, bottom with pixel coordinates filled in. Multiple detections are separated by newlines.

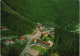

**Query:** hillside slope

left=1, top=2, right=36, bottom=36
left=2, top=0, right=78, bottom=27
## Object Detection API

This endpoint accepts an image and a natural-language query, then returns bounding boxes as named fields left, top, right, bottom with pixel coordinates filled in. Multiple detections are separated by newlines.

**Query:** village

left=1, top=23, right=55, bottom=56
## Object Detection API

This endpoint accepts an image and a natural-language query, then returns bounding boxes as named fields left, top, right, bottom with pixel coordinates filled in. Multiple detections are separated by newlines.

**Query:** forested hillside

left=1, top=1, right=36, bottom=36
left=2, top=0, right=79, bottom=27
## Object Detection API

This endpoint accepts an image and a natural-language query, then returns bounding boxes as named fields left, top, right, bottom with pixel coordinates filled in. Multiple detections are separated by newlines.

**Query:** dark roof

left=36, top=39, right=50, bottom=46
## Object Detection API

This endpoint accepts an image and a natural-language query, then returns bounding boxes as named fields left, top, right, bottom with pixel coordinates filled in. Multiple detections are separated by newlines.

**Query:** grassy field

left=31, top=45, right=45, bottom=51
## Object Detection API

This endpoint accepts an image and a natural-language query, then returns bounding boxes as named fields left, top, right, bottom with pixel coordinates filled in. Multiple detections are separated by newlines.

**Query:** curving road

left=19, top=28, right=41, bottom=56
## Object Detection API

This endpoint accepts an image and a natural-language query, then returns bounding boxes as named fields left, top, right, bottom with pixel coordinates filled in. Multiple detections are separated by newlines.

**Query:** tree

left=8, top=44, right=19, bottom=56
left=41, top=34, right=44, bottom=39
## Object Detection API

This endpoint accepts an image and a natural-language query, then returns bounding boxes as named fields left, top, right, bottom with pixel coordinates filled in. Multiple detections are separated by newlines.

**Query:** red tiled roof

left=44, top=33, right=48, bottom=35
left=2, top=27, right=7, bottom=29
left=37, top=25, right=43, bottom=28
left=20, top=37, right=24, bottom=40
left=6, top=39, right=10, bottom=41
left=34, top=29, right=37, bottom=32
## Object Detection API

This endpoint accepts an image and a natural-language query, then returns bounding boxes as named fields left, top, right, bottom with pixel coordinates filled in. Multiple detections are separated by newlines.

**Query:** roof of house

left=20, top=37, right=24, bottom=40
left=2, top=27, right=7, bottom=29
left=37, top=25, right=43, bottom=28
left=44, top=33, right=48, bottom=35
left=6, top=39, right=10, bottom=41
left=36, top=39, right=50, bottom=46
left=34, top=29, right=37, bottom=32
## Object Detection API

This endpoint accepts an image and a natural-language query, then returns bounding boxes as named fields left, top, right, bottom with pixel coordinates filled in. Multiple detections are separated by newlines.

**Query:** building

left=35, top=39, right=50, bottom=48
left=20, top=37, right=24, bottom=40
left=6, top=39, right=10, bottom=41
left=4, top=39, right=15, bottom=45
left=44, top=33, right=48, bottom=37
left=34, top=29, right=37, bottom=32
left=1, top=27, right=7, bottom=30
left=36, top=23, right=45, bottom=29
left=37, top=25, right=43, bottom=28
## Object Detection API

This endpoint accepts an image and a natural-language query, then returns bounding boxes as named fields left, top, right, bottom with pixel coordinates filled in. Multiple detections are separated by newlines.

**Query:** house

left=36, top=23, right=45, bottom=29
left=44, top=33, right=48, bottom=36
left=35, top=39, right=50, bottom=48
left=1, top=27, right=8, bottom=30
left=37, top=25, right=43, bottom=28
left=20, top=37, right=24, bottom=40
left=6, top=39, right=10, bottom=41
left=4, top=39, right=15, bottom=45
left=34, top=29, right=37, bottom=32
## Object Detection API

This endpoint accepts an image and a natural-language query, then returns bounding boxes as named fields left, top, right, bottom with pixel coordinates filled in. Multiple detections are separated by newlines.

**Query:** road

left=19, top=28, right=41, bottom=56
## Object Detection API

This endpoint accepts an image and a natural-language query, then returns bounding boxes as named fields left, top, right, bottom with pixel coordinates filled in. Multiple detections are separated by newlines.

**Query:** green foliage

left=8, top=44, right=19, bottom=56
left=1, top=41, right=5, bottom=47
left=2, top=0, right=56, bottom=26
left=41, top=34, right=44, bottom=39
left=53, top=1, right=79, bottom=31
left=43, top=37, right=50, bottom=42
left=38, top=49, right=47, bottom=56
left=1, top=10, right=35, bottom=36
left=42, top=31, right=79, bottom=56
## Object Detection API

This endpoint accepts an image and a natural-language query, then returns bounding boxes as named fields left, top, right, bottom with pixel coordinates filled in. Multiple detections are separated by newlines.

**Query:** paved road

left=19, top=29, right=41, bottom=56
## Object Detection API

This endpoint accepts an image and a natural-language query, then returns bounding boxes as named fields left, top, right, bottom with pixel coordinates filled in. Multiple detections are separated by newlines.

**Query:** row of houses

left=2, top=36, right=25, bottom=45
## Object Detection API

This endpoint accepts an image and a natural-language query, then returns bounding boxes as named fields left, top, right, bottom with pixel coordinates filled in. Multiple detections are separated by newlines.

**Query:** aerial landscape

left=1, top=0, right=79, bottom=56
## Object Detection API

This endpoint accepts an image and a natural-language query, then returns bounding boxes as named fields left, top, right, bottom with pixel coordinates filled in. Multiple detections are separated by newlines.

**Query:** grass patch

left=31, top=45, right=45, bottom=51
